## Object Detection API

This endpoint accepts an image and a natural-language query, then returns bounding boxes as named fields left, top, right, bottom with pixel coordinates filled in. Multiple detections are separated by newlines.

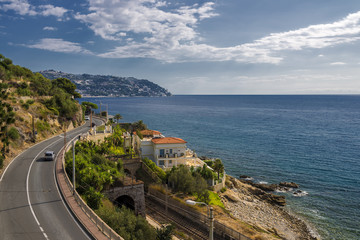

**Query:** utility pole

left=72, top=140, right=75, bottom=194
left=209, top=207, right=214, bottom=240
left=63, top=121, right=67, bottom=148
left=32, top=116, right=36, bottom=143
left=90, top=108, right=93, bottom=129
left=165, top=184, right=168, bottom=215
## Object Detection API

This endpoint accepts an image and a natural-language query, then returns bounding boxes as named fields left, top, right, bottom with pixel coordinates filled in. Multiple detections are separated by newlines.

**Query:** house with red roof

left=134, top=131, right=204, bottom=169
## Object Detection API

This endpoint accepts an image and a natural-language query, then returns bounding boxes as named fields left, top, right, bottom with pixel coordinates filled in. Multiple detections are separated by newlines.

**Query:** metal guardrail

left=61, top=139, right=124, bottom=240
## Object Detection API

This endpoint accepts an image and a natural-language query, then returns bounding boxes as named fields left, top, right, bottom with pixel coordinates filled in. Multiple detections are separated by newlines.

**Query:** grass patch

left=208, top=191, right=224, bottom=208
left=96, top=125, right=105, bottom=132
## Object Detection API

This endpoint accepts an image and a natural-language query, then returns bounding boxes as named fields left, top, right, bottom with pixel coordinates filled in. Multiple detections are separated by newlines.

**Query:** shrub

left=22, top=103, right=30, bottom=110
left=0, top=155, right=4, bottom=168
left=96, top=199, right=156, bottom=240
left=8, top=127, right=19, bottom=141
left=168, top=165, right=208, bottom=195
left=36, top=120, right=51, bottom=133
left=83, top=187, right=103, bottom=210
left=142, top=157, right=166, bottom=182
left=26, top=99, right=35, bottom=105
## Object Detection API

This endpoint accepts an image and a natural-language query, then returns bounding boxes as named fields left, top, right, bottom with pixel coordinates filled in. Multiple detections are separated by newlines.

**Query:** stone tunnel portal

left=114, top=195, right=135, bottom=211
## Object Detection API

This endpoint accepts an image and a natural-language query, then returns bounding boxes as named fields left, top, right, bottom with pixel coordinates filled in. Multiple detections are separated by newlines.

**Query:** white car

left=85, top=116, right=90, bottom=120
left=44, top=151, right=55, bottom=161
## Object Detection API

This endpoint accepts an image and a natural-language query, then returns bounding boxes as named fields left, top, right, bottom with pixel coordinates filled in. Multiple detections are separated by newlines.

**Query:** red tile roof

left=141, top=130, right=161, bottom=136
left=151, top=137, right=187, bottom=144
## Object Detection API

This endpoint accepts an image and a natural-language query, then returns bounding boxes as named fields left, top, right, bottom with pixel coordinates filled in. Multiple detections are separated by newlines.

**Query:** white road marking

left=27, top=138, right=61, bottom=240
left=53, top=137, right=92, bottom=239
left=2, top=124, right=91, bottom=239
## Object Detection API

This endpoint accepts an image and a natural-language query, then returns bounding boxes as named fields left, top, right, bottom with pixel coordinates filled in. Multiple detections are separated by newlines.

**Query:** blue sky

left=1, top=0, right=360, bottom=94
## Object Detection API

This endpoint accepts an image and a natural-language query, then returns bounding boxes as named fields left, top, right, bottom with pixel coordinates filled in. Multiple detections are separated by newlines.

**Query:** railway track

left=146, top=195, right=225, bottom=240
left=146, top=196, right=208, bottom=239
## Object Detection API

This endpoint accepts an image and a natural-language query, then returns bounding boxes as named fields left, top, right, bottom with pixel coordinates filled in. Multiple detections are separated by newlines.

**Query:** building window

left=159, top=160, right=164, bottom=166
left=169, top=160, right=172, bottom=164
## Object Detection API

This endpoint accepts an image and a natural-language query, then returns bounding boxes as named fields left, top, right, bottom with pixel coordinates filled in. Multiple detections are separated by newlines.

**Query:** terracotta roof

left=151, top=137, right=187, bottom=144
left=141, top=130, right=161, bottom=136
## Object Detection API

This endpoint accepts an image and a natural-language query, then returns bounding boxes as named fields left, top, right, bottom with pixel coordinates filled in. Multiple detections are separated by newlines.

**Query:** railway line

left=145, top=195, right=223, bottom=240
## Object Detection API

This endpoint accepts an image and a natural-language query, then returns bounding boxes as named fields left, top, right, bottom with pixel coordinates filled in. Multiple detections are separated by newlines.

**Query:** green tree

left=30, top=73, right=52, bottom=96
left=10, top=65, right=33, bottom=79
left=0, top=65, right=6, bottom=80
left=0, top=54, right=12, bottom=70
left=156, top=224, right=174, bottom=240
left=45, top=88, right=78, bottom=119
left=52, top=77, right=81, bottom=98
left=132, top=120, right=147, bottom=131
left=213, top=158, right=224, bottom=180
left=114, top=113, right=122, bottom=123
left=84, top=187, right=103, bottom=209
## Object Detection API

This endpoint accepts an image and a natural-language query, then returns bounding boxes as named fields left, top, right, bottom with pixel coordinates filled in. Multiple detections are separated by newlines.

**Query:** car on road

left=44, top=151, right=55, bottom=161
left=85, top=116, right=90, bottom=120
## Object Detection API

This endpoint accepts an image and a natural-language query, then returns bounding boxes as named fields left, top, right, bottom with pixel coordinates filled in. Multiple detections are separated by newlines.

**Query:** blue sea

left=80, top=95, right=360, bottom=239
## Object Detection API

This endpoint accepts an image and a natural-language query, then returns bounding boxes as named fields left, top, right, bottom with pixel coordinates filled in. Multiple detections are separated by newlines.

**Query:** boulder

left=223, top=191, right=240, bottom=202
left=262, top=193, right=286, bottom=206
left=254, top=183, right=278, bottom=192
left=239, top=175, right=251, bottom=179
left=279, top=182, right=299, bottom=188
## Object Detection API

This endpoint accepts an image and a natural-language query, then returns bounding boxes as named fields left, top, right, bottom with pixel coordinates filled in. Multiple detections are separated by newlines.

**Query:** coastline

left=221, top=175, right=319, bottom=240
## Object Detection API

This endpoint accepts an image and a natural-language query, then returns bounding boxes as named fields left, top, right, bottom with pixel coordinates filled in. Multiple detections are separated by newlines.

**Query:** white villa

left=134, top=130, right=204, bottom=169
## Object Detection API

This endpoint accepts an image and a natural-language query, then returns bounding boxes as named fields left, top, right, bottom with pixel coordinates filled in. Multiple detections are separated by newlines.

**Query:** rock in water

left=279, top=182, right=299, bottom=188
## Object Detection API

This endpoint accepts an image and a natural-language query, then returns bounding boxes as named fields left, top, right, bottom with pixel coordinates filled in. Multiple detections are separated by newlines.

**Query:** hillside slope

left=0, top=54, right=83, bottom=172
left=39, top=70, right=172, bottom=97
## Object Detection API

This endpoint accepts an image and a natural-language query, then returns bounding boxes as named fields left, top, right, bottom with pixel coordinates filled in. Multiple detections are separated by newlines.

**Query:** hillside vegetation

left=0, top=54, right=83, bottom=170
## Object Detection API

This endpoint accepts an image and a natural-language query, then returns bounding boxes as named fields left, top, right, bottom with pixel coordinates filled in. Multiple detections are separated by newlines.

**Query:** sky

left=1, top=0, right=360, bottom=94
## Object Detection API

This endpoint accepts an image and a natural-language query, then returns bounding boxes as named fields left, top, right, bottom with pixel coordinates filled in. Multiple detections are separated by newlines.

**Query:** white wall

left=153, top=143, right=186, bottom=158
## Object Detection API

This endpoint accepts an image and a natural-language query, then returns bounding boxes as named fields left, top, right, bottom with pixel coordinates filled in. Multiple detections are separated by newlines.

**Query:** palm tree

left=213, top=158, right=224, bottom=180
left=114, top=113, right=122, bottom=123
left=132, top=120, right=147, bottom=131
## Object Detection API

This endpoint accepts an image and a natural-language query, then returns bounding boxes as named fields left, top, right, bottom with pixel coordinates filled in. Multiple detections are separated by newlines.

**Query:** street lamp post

left=72, top=140, right=75, bottom=194
left=185, top=200, right=214, bottom=240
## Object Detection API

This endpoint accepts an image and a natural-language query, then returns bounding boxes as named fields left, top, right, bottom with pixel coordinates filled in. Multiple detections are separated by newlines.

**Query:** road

left=0, top=119, right=102, bottom=240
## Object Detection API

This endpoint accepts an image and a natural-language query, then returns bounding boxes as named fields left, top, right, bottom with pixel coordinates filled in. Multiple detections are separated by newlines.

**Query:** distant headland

left=38, top=70, right=172, bottom=97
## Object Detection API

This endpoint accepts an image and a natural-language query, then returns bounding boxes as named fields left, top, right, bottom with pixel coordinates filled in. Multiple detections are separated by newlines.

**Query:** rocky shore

left=220, top=175, right=319, bottom=240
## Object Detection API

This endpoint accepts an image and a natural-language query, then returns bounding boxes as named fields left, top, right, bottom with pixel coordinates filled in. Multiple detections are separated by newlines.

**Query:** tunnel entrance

left=114, top=195, right=135, bottom=211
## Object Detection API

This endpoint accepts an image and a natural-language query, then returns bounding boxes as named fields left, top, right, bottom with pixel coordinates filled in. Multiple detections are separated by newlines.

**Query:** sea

left=80, top=95, right=360, bottom=240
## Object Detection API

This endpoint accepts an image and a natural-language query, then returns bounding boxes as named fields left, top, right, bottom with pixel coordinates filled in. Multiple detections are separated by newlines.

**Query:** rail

left=148, top=189, right=251, bottom=240
left=61, top=138, right=124, bottom=240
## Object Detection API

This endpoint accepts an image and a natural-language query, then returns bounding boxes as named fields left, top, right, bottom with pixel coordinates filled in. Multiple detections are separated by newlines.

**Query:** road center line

left=26, top=137, right=62, bottom=240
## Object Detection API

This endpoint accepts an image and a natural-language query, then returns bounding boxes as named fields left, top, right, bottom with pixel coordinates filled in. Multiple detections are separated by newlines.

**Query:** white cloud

left=330, top=62, right=346, bottom=65
left=38, top=5, right=68, bottom=18
left=74, top=0, right=360, bottom=64
left=0, top=0, right=37, bottom=16
left=43, top=26, right=57, bottom=31
left=25, top=38, right=93, bottom=55
left=0, top=0, right=68, bottom=18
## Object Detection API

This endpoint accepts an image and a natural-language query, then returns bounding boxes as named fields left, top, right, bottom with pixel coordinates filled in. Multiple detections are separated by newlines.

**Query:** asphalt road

left=0, top=119, right=103, bottom=240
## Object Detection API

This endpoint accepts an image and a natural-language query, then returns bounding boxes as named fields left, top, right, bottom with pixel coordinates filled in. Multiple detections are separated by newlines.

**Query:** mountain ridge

left=39, top=70, right=172, bottom=97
